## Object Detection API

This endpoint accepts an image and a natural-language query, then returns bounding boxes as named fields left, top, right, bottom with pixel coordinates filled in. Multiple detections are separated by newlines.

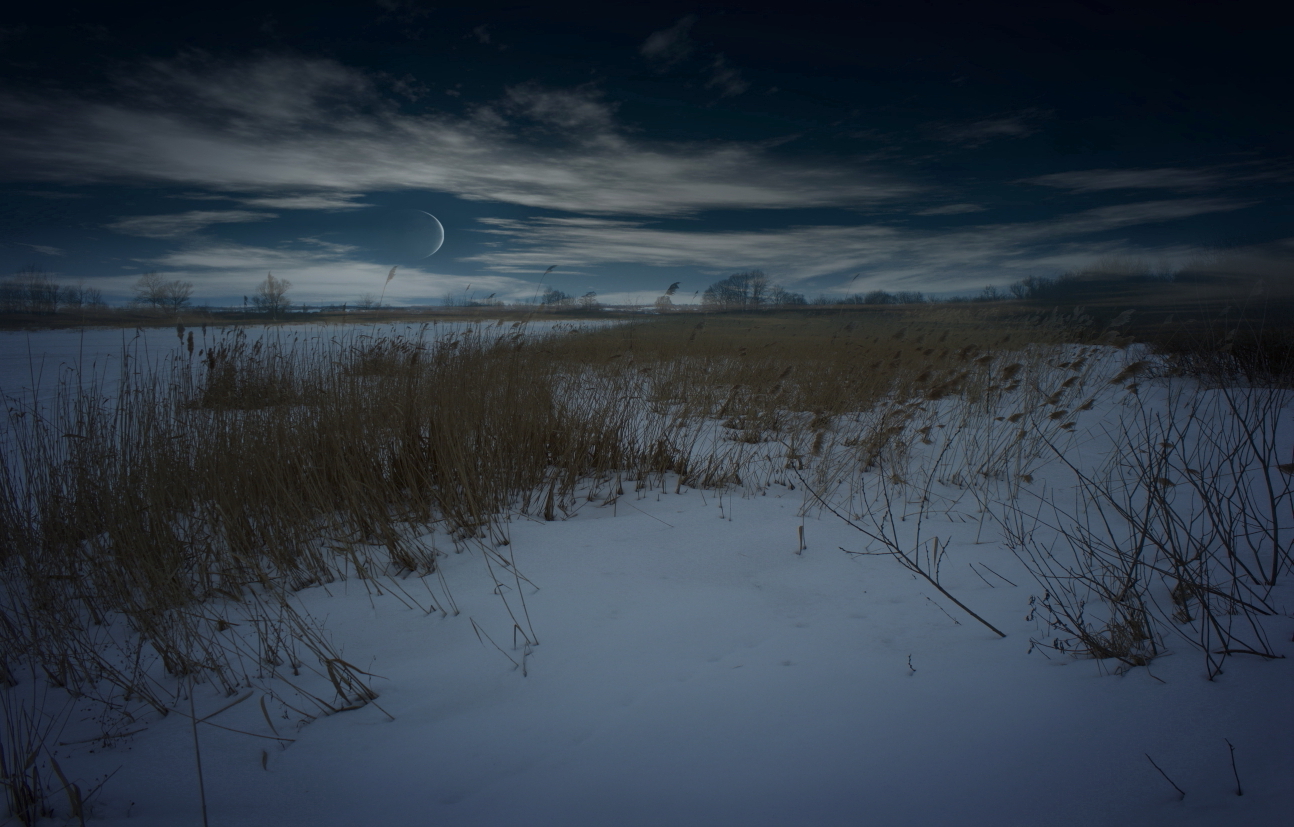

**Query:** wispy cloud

left=499, top=81, right=619, bottom=132
left=0, top=55, right=909, bottom=216
left=1024, top=166, right=1232, bottom=192
left=641, top=16, right=748, bottom=97
left=11, top=242, right=65, bottom=256
left=23, top=190, right=89, bottom=200
left=239, top=193, right=371, bottom=211
left=90, top=196, right=1252, bottom=303
left=105, top=210, right=276, bottom=238
left=705, top=55, right=748, bottom=97
left=929, top=110, right=1048, bottom=146
left=465, top=198, right=1249, bottom=289
left=914, top=203, right=986, bottom=216
left=1022, top=162, right=1294, bottom=193
left=640, top=15, right=697, bottom=68
left=117, top=239, right=532, bottom=304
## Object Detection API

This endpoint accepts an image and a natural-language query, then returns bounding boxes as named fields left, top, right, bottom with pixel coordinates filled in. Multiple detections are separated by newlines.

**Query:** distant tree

left=578, top=291, right=600, bottom=311
left=56, top=282, right=106, bottom=311
left=862, top=290, right=894, bottom=305
left=82, top=285, right=106, bottom=308
left=133, top=272, right=168, bottom=308
left=134, top=271, right=194, bottom=313
left=356, top=293, right=378, bottom=310
left=160, top=279, right=194, bottom=313
left=58, top=284, right=83, bottom=310
left=0, top=276, right=19, bottom=313
left=769, top=286, right=806, bottom=306
left=975, top=285, right=1004, bottom=302
left=702, top=270, right=808, bottom=310
left=251, top=272, right=292, bottom=318
left=540, top=287, right=572, bottom=306
left=892, top=290, right=926, bottom=304
left=1008, top=274, right=1062, bottom=302
left=702, top=271, right=756, bottom=309
left=2, top=267, right=62, bottom=314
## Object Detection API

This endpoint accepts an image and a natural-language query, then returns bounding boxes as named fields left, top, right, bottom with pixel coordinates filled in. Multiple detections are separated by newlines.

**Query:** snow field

left=1, top=323, right=1290, bottom=826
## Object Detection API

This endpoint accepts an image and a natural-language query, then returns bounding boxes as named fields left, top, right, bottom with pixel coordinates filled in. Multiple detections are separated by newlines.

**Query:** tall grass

left=1, top=306, right=1287, bottom=820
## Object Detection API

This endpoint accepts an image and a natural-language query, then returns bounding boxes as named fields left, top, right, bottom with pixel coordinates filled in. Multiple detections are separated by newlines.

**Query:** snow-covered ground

left=2, top=328, right=1291, bottom=827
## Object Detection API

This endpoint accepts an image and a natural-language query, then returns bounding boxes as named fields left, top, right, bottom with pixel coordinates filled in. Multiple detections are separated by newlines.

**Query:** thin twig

left=1225, top=739, right=1243, bottom=796
left=1145, top=753, right=1185, bottom=800
left=189, top=681, right=210, bottom=827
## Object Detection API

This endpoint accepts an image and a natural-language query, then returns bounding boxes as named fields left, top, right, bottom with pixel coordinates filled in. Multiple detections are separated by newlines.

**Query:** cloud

left=640, top=15, right=697, bottom=67
left=499, top=82, right=619, bottom=132
left=641, top=16, right=748, bottom=97
left=1022, top=162, right=1294, bottom=193
left=464, top=198, right=1249, bottom=290
left=12, top=242, right=65, bottom=256
left=238, top=193, right=371, bottom=211
left=106, top=210, right=276, bottom=238
left=930, top=110, right=1047, bottom=146
left=91, top=197, right=1255, bottom=303
left=1024, top=166, right=1227, bottom=192
left=705, top=55, right=748, bottom=97
left=0, top=55, right=914, bottom=216
left=23, top=190, right=89, bottom=200
left=914, top=203, right=986, bottom=216
left=116, top=238, right=533, bottom=305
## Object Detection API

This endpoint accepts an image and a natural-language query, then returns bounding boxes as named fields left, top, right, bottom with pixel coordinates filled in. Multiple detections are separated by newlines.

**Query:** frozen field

left=1, top=324, right=1290, bottom=827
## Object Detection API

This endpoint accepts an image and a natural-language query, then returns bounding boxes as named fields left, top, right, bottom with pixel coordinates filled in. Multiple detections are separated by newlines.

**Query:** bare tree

left=134, top=271, right=193, bottom=313
left=58, top=282, right=106, bottom=311
left=540, top=287, right=572, bottom=306
left=134, top=272, right=168, bottom=308
left=160, top=279, right=194, bottom=313
left=578, top=291, right=600, bottom=311
left=58, top=284, right=83, bottom=311
left=701, top=270, right=781, bottom=309
left=701, top=272, right=752, bottom=308
left=251, top=272, right=292, bottom=318
left=2, top=268, right=60, bottom=314
left=769, top=286, right=807, bottom=306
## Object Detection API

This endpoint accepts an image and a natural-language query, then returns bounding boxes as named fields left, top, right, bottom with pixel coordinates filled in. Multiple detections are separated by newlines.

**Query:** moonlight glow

left=354, top=209, right=445, bottom=265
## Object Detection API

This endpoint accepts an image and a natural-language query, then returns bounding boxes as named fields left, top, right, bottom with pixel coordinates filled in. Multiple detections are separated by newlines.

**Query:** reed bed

left=1, top=306, right=1288, bottom=822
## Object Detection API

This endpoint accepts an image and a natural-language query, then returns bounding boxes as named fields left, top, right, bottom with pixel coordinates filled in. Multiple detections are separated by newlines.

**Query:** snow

left=3, top=327, right=1291, bottom=827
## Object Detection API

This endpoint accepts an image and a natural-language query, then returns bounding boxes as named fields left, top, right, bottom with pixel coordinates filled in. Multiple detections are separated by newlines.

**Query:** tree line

left=133, top=271, right=293, bottom=317
left=0, top=267, right=107, bottom=314
left=0, top=268, right=298, bottom=318
left=4, top=258, right=1187, bottom=320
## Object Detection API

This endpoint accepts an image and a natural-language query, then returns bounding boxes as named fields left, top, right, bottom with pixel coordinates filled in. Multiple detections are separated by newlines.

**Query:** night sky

left=1, top=1, right=1289, bottom=307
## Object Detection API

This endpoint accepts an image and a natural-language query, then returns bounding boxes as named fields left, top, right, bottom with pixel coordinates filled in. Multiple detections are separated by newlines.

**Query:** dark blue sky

left=1, top=1, right=1289, bottom=306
